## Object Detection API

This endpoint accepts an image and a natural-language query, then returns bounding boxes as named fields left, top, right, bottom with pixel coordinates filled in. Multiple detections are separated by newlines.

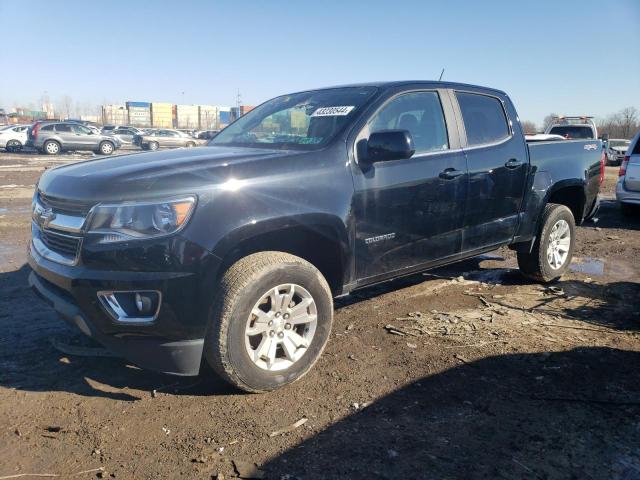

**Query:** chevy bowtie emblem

left=38, top=207, right=56, bottom=228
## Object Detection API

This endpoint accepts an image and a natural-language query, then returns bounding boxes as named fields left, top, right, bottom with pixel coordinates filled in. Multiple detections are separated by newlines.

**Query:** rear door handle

left=505, top=158, right=524, bottom=169
left=439, top=168, right=464, bottom=180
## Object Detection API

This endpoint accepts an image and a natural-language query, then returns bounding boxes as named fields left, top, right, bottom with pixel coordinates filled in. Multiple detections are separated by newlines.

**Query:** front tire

left=148, top=141, right=159, bottom=151
left=517, top=203, right=575, bottom=283
left=6, top=140, right=22, bottom=152
left=205, top=252, right=333, bottom=393
left=98, top=141, right=114, bottom=155
left=186, top=141, right=196, bottom=148
left=43, top=140, right=60, bottom=155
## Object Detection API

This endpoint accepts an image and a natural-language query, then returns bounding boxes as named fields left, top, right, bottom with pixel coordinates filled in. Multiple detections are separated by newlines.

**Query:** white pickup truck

left=544, top=116, right=598, bottom=140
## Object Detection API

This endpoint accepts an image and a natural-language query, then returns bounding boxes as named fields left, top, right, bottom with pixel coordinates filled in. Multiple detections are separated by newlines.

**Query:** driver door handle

left=505, top=158, right=523, bottom=169
left=439, top=168, right=464, bottom=180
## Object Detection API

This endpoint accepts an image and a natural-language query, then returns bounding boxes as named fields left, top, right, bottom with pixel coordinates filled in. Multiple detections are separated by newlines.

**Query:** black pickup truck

left=28, top=81, right=603, bottom=392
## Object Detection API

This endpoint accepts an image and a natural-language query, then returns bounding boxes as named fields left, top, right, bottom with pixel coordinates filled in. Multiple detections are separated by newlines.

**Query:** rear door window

left=40, top=125, right=54, bottom=131
left=456, top=92, right=510, bottom=146
left=55, top=124, right=72, bottom=132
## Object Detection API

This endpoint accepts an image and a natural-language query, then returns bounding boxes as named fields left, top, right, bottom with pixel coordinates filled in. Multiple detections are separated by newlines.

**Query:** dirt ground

left=1, top=150, right=639, bottom=480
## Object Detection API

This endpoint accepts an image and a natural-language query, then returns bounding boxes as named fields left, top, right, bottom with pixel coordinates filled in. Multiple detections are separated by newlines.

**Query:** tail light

left=619, top=156, right=630, bottom=177
left=599, top=149, right=605, bottom=184
left=32, top=123, right=40, bottom=140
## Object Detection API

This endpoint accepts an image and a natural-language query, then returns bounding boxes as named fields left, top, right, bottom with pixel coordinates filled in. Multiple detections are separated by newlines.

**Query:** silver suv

left=29, top=122, right=122, bottom=155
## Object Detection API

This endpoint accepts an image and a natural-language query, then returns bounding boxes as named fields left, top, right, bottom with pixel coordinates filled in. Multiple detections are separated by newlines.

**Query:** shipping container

left=175, top=104, right=200, bottom=129
left=127, top=104, right=151, bottom=127
left=240, top=105, right=255, bottom=115
left=151, top=102, right=174, bottom=128
left=102, top=104, right=128, bottom=126
left=126, top=101, right=151, bottom=108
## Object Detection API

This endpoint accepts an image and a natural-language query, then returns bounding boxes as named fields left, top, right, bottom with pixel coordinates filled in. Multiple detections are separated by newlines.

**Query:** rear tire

left=517, top=203, right=575, bottom=283
left=43, top=140, right=60, bottom=155
left=204, top=252, right=333, bottom=393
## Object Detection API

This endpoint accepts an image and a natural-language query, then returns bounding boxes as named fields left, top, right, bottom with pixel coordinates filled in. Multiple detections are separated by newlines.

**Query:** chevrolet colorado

left=28, top=81, right=603, bottom=392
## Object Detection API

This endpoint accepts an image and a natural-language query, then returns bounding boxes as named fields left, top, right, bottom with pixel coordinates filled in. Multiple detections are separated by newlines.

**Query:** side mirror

left=365, top=129, right=415, bottom=163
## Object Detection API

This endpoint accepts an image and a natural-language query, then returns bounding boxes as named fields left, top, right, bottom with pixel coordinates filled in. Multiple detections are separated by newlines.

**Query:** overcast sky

left=1, top=0, right=638, bottom=125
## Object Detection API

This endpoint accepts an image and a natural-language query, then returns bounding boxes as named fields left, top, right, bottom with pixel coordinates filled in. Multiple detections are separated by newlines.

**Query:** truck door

left=352, top=89, right=468, bottom=281
left=453, top=91, right=528, bottom=251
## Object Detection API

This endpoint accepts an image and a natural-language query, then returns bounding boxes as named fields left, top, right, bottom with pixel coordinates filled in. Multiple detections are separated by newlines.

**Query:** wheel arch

left=210, top=214, right=351, bottom=297
left=544, top=180, right=587, bottom=225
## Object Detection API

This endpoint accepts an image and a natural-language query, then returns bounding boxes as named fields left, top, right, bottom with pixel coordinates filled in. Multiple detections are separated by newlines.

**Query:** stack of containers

left=198, top=105, right=218, bottom=130
left=151, top=102, right=173, bottom=128
left=240, top=105, right=255, bottom=115
left=126, top=101, right=151, bottom=128
left=176, top=105, right=200, bottom=129
left=102, top=104, right=128, bottom=125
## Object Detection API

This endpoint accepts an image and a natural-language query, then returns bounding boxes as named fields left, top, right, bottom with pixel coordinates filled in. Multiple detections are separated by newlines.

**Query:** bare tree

left=520, top=120, right=537, bottom=134
left=60, top=95, right=73, bottom=119
left=617, top=107, right=638, bottom=139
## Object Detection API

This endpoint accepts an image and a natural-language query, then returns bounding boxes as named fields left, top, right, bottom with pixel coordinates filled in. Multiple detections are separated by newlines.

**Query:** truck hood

left=38, top=146, right=301, bottom=202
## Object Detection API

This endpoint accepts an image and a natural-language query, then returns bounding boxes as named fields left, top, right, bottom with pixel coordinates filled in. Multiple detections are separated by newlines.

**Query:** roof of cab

left=293, top=80, right=508, bottom=97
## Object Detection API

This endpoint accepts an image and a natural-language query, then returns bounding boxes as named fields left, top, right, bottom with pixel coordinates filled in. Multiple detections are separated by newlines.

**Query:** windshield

left=210, top=86, right=377, bottom=150
left=549, top=126, right=594, bottom=139
left=609, top=140, right=630, bottom=147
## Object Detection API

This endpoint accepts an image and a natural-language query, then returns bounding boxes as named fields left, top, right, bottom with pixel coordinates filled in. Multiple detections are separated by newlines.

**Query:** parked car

left=28, top=81, right=602, bottom=392
left=0, top=124, right=30, bottom=152
left=27, top=121, right=122, bottom=155
left=544, top=116, right=597, bottom=140
left=101, top=125, right=117, bottom=133
left=107, top=126, right=145, bottom=145
left=605, top=138, right=631, bottom=166
left=616, top=130, right=640, bottom=215
left=196, top=130, right=219, bottom=142
left=133, top=129, right=198, bottom=150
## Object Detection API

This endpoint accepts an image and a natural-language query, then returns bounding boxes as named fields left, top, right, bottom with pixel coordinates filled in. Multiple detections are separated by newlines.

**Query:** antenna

left=438, top=68, right=445, bottom=81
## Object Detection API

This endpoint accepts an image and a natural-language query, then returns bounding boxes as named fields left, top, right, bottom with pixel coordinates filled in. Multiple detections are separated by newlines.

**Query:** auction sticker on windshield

left=311, top=106, right=355, bottom=117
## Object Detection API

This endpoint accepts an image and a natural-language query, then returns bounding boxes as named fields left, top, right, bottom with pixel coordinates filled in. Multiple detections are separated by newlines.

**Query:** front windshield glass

left=210, top=86, right=377, bottom=150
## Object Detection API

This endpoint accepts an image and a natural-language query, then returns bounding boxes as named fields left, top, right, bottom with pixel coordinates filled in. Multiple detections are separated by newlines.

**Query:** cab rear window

left=549, top=126, right=594, bottom=140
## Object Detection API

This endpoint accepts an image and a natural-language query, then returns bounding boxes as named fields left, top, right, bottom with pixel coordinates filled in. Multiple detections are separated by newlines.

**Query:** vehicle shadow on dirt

left=0, top=264, right=238, bottom=401
left=263, top=346, right=640, bottom=480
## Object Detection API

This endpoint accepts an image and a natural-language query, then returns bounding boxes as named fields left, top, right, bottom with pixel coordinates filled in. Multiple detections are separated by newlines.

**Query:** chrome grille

left=39, top=228, right=82, bottom=257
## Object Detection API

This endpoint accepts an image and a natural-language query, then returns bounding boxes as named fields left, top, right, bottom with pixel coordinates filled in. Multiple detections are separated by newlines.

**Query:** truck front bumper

left=27, top=238, right=217, bottom=376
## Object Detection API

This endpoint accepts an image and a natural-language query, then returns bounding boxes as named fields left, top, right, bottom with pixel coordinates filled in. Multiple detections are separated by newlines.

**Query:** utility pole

left=236, top=89, right=242, bottom=119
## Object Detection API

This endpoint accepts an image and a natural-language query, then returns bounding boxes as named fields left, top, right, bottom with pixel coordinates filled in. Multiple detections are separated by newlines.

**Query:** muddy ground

left=0, top=150, right=639, bottom=480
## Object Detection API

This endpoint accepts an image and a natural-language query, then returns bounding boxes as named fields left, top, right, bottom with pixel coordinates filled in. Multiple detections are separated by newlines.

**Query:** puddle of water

left=0, top=207, right=6, bottom=213
left=570, top=256, right=639, bottom=281
left=570, top=257, right=604, bottom=275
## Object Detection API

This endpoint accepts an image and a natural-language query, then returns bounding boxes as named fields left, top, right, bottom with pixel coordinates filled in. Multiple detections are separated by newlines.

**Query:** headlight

left=87, top=196, right=196, bottom=244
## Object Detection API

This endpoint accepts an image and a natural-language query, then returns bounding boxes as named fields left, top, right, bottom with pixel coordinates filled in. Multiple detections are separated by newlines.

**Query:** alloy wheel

left=244, top=283, right=317, bottom=371
left=547, top=219, right=571, bottom=269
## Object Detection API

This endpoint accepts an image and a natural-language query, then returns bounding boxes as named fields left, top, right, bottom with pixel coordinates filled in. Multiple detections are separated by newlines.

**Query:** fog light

left=135, top=293, right=153, bottom=315
left=98, top=290, right=161, bottom=323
